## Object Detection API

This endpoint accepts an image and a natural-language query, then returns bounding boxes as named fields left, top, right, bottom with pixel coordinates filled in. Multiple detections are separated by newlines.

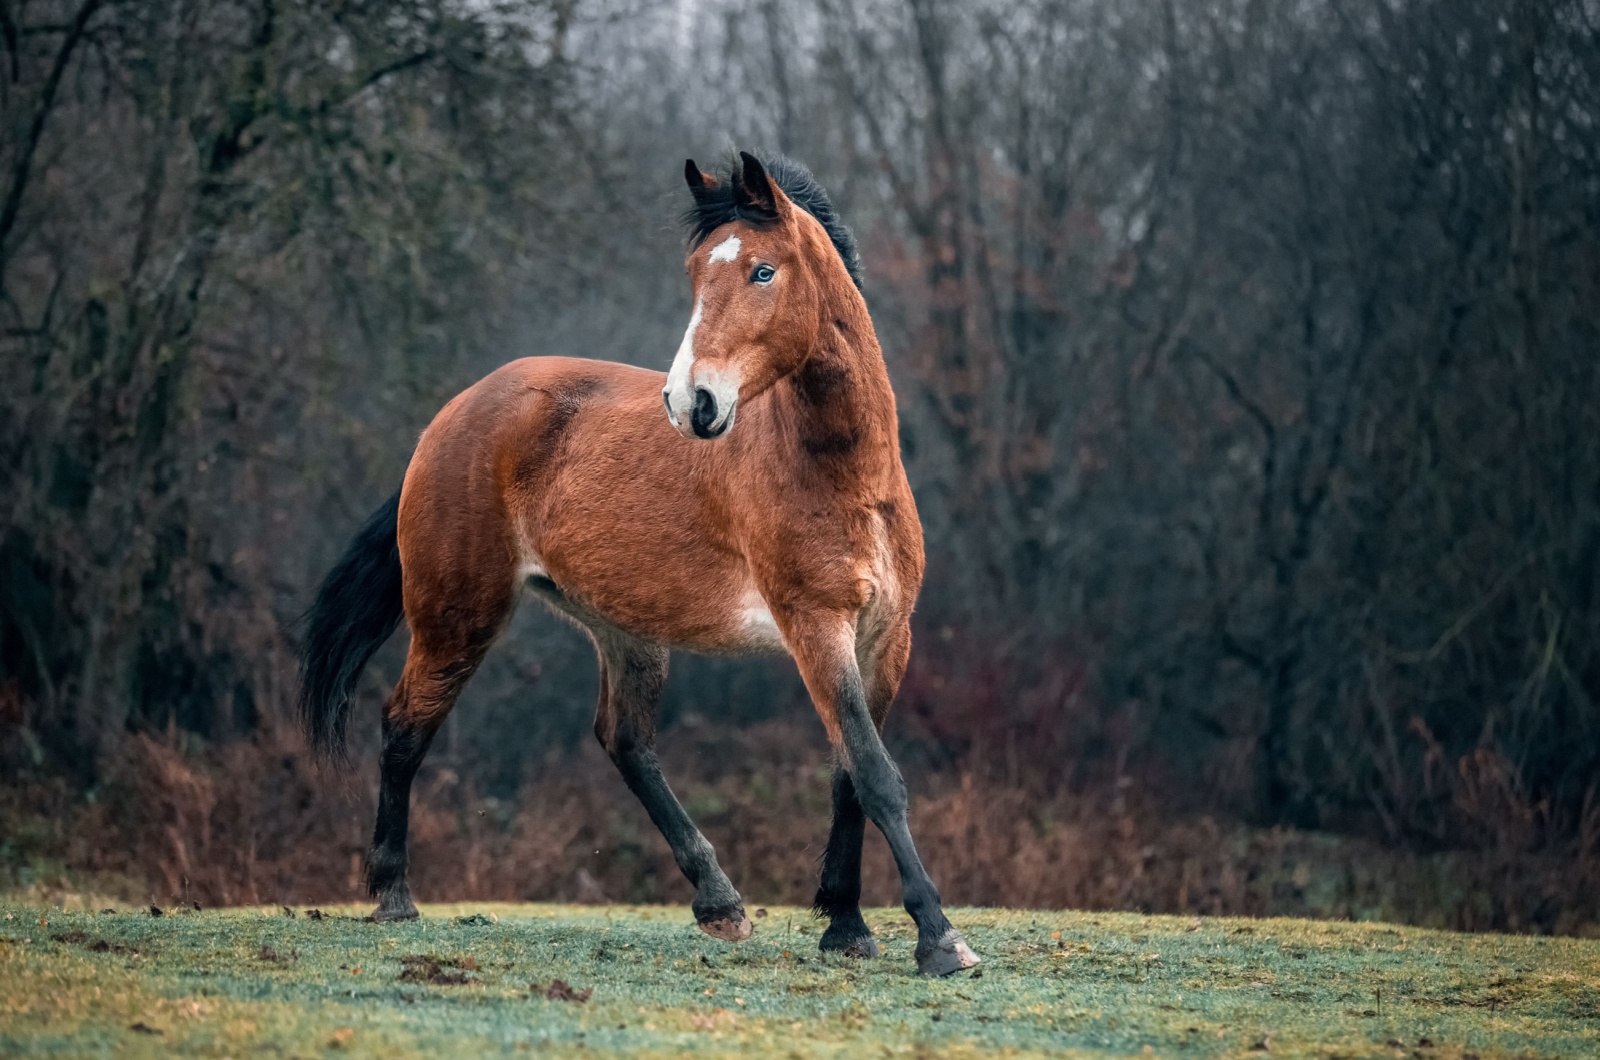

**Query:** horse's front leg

left=814, top=618, right=911, bottom=958
left=789, top=616, right=980, bottom=976
left=814, top=768, right=877, bottom=956
left=591, top=632, right=752, bottom=942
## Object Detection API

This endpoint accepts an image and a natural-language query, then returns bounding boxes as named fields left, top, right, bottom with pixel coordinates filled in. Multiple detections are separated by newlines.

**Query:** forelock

left=681, top=151, right=863, bottom=291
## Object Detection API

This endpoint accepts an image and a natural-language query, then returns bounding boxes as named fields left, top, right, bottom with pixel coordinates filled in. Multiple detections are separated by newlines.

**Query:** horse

left=297, top=151, right=980, bottom=976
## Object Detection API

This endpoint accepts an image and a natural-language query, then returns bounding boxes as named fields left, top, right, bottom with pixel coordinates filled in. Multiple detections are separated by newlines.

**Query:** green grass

left=1, top=901, right=1596, bottom=1057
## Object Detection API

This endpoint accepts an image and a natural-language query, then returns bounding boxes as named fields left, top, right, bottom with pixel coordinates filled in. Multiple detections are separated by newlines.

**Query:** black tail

left=297, top=488, right=405, bottom=763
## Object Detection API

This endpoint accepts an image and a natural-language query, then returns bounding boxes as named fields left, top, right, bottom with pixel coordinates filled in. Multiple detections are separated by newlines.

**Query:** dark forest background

left=2, top=0, right=1597, bottom=933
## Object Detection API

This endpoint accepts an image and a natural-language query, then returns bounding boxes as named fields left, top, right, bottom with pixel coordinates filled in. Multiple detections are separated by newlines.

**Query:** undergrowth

left=2, top=720, right=1597, bottom=937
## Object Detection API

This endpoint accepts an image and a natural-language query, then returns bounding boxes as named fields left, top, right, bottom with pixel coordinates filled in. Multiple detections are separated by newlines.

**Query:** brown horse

left=298, top=151, right=980, bottom=976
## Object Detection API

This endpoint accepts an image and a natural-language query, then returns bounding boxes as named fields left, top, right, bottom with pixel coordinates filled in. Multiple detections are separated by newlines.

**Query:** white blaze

left=664, top=295, right=702, bottom=431
left=708, top=235, right=742, bottom=263
left=663, top=288, right=742, bottom=439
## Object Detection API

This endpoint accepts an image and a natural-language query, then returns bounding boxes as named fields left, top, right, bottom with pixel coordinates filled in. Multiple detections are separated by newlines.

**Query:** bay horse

left=298, top=151, right=980, bottom=976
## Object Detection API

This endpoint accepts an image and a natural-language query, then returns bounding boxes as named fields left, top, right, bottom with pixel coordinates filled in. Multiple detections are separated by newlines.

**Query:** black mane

left=682, top=152, right=863, bottom=290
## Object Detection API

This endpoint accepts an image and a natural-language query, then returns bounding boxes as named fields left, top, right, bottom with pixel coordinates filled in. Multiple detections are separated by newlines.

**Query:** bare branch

left=0, top=0, right=107, bottom=281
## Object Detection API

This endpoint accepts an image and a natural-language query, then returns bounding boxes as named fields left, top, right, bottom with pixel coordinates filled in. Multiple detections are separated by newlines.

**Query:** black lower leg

left=595, top=639, right=746, bottom=937
left=368, top=715, right=437, bottom=920
left=847, top=735, right=952, bottom=947
left=611, top=740, right=745, bottom=927
left=814, top=768, right=877, bottom=956
left=835, top=672, right=978, bottom=975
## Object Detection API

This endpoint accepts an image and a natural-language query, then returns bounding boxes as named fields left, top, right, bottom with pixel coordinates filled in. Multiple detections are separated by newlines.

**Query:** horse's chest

left=732, top=510, right=904, bottom=654
left=854, top=513, right=903, bottom=646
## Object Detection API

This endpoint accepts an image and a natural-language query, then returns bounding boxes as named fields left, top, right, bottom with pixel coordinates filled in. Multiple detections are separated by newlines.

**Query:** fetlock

left=819, top=911, right=879, bottom=958
left=371, top=879, right=419, bottom=922
left=367, top=847, right=417, bottom=921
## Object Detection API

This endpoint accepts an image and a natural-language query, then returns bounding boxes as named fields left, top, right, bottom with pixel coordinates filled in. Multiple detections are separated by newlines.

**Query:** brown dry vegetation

left=5, top=718, right=1596, bottom=937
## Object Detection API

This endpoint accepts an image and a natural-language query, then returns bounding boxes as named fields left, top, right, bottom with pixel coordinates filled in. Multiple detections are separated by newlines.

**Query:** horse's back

left=471, top=355, right=665, bottom=419
left=496, top=355, right=665, bottom=391
left=411, top=354, right=663, bottom=470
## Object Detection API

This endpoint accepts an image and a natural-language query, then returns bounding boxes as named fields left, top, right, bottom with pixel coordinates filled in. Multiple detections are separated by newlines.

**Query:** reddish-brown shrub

left=3, top=718, right=1595, bottom=937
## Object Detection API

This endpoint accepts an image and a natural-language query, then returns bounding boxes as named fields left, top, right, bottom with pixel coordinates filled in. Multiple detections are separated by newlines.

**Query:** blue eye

left=752, top=264, right=776, bottom=284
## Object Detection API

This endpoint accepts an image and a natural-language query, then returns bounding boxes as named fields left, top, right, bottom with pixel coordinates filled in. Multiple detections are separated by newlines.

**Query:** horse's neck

left=774, top=294, right=899, bottom=480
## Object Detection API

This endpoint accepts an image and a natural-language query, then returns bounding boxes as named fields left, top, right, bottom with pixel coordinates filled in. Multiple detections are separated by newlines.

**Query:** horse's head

left=663, top=152, right=842, bottom=440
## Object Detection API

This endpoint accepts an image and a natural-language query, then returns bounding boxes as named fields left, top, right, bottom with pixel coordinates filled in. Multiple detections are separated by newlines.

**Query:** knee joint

left=851, top=758, right=907, bottom=823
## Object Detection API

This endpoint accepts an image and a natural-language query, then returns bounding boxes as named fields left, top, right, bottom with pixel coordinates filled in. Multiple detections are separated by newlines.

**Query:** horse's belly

left=520, top=541, right=788, bottom=656
left=512, top=401, right=790, bottom=654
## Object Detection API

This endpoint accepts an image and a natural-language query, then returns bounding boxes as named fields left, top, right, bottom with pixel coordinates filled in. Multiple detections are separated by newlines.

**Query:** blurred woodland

left=2, top=0, right=1598, bottom=931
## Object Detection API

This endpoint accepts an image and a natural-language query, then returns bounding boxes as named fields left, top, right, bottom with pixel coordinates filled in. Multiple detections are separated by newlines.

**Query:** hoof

left=819, top=921, right=880, bottom=958
left=370, top=897, right=419, bottom=922
left=697, top=912, right=755, bottom=942
left=916, top=929, right=981, bottom=977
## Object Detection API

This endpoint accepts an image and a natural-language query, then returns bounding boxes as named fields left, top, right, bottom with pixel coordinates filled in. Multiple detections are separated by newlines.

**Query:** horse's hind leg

left=369, top=598, right=509, bottom=921
left=369, top=677, right=440, bottom=922
left=591, top=630, right=751, bottom=941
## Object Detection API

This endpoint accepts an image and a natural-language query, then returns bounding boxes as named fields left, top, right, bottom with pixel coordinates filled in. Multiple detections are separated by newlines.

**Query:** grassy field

left=1, top=900, right=1596, bottom=1057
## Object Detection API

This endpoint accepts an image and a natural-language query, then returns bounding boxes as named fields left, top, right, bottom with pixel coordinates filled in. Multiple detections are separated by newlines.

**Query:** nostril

left=691, top=386, right=719, bottom=438
left=662, top=388, right=673, bottom=418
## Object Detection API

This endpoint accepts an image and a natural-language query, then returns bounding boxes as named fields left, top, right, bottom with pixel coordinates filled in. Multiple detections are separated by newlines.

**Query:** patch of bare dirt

left=398, top=954, right=477, bottom=985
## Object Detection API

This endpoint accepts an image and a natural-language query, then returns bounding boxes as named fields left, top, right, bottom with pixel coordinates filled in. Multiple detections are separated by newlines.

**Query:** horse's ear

left=734, top=151, right=780, bottom=221
left=684, top=159, right=718, bottom=201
